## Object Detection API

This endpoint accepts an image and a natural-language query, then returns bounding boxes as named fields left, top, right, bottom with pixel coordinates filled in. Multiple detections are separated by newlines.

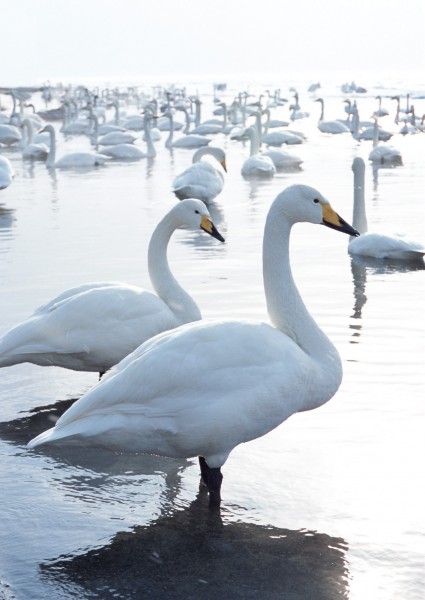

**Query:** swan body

left=262, top=130, right=304, bottom=146
left=241, top=126, right=276, bottom=178
left=28, top=184, right=359, bottom=507
left=21, top=119, right=49, bottom=160
left=100, top=113, right=156, bottom=159
left=368, top=117, right=402, bottom=166
left=0, top=200, right=224, bottom=375
left=0, top=124, right=22, bottom=146
left=349, top=158, right=424, bottom=261
left=165, top=111, right=210, bottom=149
left=262, top=149, right=303, bottom=170
left=41, top=125, right=109, bottom=168
left=315, top=98, right=350, bottom=134
left=0, top=156, right=14, bottom=189
left=172, top=147, right=227, bottom=204
left=98, top=131, right=137, bottom=146
left=100, top=144, right=146, bottom=160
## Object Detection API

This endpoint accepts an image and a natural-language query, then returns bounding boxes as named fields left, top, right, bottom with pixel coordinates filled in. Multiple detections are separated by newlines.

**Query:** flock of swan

left=1, top=82, right=424, bottom=509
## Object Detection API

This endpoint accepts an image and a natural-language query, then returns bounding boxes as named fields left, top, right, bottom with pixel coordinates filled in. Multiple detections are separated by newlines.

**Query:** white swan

left=41, top=125, right=109, bottom=169
left=27, top=184, right=359, bottom=508
left=241, top=125, right=276, bottom=178
left=0, top=200, right=224, bottom=376
left=0, top=124, right=22, bottom=146
left=172, top=147, right=227, bottom=204
left=101, top=113, right=156, bottom=160
left=349, top=158, right=424, bottom=262
left=368, top=117, right=402, bottom=166
left=98, top=130, right=137, bottom=146
left=164, top=111, right=210, bottom=149
left=0, top=156, right=14, bottom=189
left=315, top=98, right=350, bottom=134
left=21, top=119, right=49, bottom=160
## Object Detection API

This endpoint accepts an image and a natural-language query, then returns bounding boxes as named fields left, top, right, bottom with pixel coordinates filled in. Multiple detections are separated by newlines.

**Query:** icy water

left=0, top=79, right=424, bottom=599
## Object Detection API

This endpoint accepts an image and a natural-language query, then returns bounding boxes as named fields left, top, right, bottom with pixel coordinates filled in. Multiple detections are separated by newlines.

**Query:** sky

left=1, top=0, right=425, bottom=86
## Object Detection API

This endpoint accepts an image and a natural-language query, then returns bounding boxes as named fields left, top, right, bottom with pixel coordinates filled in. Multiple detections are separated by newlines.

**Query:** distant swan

left=315, top=98, right=350, bottom=134
left=164, top=111, right=210, bottom=149
left=172, top=147, right=227, bottom=204
left=101, top=113, right=156, bottom=159
left=0, top=156, right=14, bottom=189
left=41, top=124, right=109, bottom=169
left=241, top=125, right=276, bottom=178
left=368, top=117, right=402, bottom=166
left=27, top=184, right=359, bottom=509
left=349, top=158, right=424, bottom=262
left=0, top=200, right=224, bottom=376
left=21, top=119, right=49, bottom=160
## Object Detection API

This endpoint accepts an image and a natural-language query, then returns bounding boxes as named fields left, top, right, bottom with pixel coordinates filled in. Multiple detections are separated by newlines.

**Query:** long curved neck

left=262, top=204, right=341, bottom=385
left=148, top=214, right=201, bottom=323
left=248, top=127, right=260, bottom=156
left=45, top=126, right=56, bottom=167
left=143, top=116, right=156, bottom=157
left=351, top=162, right=368, bottom=235
left=317, top=99, right=325, bottom=121
left=372, top=118, right=379, bottom=149
left=165, top=114, right=174, bottom=148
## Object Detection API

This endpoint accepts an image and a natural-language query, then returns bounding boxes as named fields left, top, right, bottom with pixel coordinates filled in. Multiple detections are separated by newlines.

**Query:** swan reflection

left=40, top=491, right=350, bottom=600
left=0, top=398, right=190, bottom=511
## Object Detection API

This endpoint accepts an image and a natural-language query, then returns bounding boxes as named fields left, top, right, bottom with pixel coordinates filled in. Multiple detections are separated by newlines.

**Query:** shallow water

left=0, top=79, right=424, bottom=599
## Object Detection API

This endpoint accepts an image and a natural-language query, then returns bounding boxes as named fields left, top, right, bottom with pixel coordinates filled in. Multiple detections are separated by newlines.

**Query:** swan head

left=172, top=199, right=225, bottom=242
left=192, top=146, right=227, bottom=172
left=277, top=185, right=360, bottom=236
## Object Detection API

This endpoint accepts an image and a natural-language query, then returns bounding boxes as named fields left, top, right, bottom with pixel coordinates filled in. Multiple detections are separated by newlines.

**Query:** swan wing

left=28, top=320, right=314, bottom=459
left=0, top=285, right=179, bottom=370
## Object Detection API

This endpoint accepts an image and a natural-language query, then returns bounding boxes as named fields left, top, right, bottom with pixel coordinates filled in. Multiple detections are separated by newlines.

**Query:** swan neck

left=148, top=214, right=201, bottom=323
left=45, top=126, right=56, bottom=166
left=143, top=117, right=156, bottom=157
left=352, top=164, right=368, bottom=235
left=262, top=205, right=339, bottom=368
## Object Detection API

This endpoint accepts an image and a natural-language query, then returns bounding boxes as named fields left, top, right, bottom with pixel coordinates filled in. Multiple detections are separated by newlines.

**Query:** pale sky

left=2, top=0, right=424, bottom=86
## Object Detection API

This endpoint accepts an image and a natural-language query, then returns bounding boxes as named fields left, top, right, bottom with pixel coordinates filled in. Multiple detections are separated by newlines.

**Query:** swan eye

left=195, top=210, right=200, bottom=214
left=313, top=198, right=320, bottom=204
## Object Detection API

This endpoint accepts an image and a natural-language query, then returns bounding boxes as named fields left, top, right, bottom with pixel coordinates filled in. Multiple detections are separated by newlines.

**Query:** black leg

left=198, top=456, right=209, bottom=486
left=198, top=456, right=223, bottom=509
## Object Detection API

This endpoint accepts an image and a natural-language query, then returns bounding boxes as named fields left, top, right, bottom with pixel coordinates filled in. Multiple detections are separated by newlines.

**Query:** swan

left=164, top=111, right=210, bottom=149
left=0, top=200, right=224, bottom=376
left=27, top=184, right=359, bottom=508
left=315, top=98, right=350, bottom=134
left=368, top=117, right=402, bottom=166
left=373, top=95, right=389, bottom=118
left=21, top=119, right=49, bottom=160
left=0, top=124, right=22, bottom=146
left=100, top=113, right=156, bottom=160
left=172, top=147, right=227, bottom=204
left=0, top=156, right=14, bottom=189
left=262, top=148, right=303, bottom=170
left=241, top=125, right=276, bottom=178
left=348, top=158, right=424, bottom=262
left=98, top=131, right=137, bottom=146
left=41, top=124, right=109, bottom=169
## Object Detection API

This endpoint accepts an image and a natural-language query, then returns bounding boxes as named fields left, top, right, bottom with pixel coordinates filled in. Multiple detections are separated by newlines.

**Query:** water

left=0, top=78, right=424, bottom=599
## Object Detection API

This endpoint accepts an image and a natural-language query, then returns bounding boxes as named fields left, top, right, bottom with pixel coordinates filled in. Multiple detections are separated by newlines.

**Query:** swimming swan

left=241, top=125, right=276, bottom=178
left=172, top=147, right=227, bottom=204
left=0, top=156, right=14, bottom=189
left=28, top=185, right=359, bottom=508
left=0, top=200, right=225, bottom=376
left=349, top=158, right=424, bottom=261
left=41, top=124, right=109, bottom=169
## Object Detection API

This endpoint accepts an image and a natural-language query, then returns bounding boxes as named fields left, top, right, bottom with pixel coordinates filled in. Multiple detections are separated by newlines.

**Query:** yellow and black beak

left=220, top=159, right=227, bottom=173
left=200, top=215, right=225, bottom=242
left=322, top=204, right=360, bottom=237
